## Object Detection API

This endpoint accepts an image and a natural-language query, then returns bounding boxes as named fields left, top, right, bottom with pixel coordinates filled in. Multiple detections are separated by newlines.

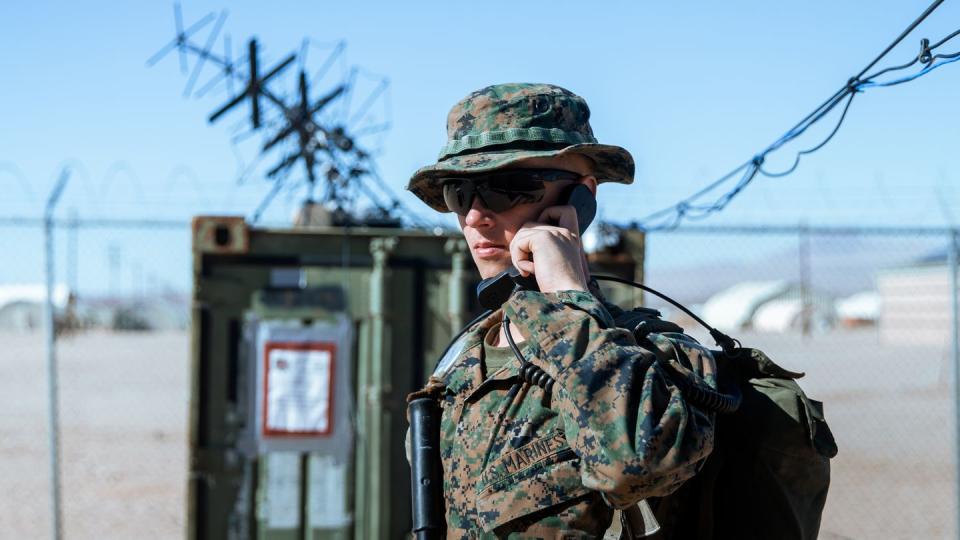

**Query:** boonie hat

left=407, top=82, right=635, bottom=212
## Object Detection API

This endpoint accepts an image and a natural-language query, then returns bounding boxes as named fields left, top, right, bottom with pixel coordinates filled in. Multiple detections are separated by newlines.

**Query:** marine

left=406, top=83, right=720, bottom=538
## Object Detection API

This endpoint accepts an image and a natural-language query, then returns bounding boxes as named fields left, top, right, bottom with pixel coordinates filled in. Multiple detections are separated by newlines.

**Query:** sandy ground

left=1, top=331, right=188, bottom=540
left=0, top=328, right=955, bottom=539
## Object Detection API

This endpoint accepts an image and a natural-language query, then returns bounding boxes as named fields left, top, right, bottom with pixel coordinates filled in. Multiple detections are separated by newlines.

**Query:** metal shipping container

left=188, top=216, right=484, bottom=540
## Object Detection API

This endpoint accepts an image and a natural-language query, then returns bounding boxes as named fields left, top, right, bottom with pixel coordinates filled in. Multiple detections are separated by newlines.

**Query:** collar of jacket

left=440, top=309, right=532, bottom=403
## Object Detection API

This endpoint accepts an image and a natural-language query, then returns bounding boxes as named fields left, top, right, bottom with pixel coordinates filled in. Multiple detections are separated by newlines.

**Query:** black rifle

left=408, top=397, right=445, bottom=540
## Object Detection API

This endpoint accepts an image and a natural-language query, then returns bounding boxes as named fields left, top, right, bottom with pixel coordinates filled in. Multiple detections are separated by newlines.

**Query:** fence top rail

left=0, top=217, right=190, bottom=229
left=643, top=224, right=958, bottom=236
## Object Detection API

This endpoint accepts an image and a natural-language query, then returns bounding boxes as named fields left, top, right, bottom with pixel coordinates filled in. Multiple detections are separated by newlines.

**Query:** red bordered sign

left=262, top=341, right=336, bottom=438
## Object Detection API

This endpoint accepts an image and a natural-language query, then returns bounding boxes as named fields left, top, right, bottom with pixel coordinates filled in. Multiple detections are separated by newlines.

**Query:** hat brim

left=407, top=143, right=635, bottom=212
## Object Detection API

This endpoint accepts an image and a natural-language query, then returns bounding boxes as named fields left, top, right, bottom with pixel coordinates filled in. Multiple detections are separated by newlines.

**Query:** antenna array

left=148, top=3, right=424, bottom=226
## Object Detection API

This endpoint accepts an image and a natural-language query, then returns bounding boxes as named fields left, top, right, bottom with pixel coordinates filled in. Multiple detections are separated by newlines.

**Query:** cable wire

left=758, top=91, right=858, bottom=178
left=636, top=1, right=959, bottom=231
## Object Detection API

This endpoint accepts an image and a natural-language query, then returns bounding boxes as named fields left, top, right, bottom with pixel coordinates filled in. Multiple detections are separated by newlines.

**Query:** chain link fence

left=0, top=222, right=192, bottom=539
left=643, top=226, right=959, bottom=540
left=1, top=221, right=958, bottom=539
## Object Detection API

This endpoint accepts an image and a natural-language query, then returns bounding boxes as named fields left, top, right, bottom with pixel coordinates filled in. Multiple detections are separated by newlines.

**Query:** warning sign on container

left=263, top=342, right=335, bottom=437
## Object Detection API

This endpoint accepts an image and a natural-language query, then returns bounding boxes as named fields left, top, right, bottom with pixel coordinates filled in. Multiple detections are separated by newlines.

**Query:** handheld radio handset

left=475, top=184, right=596, bottom=310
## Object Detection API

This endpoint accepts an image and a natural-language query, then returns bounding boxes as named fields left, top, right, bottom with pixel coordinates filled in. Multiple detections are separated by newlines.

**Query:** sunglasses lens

left=476, top=189, right=517, bottom=213
left=481, top=176, right=545, bottom=212
left=439, top=169, right=571, bottom=214
left=442, top=181, right=473, bottom=215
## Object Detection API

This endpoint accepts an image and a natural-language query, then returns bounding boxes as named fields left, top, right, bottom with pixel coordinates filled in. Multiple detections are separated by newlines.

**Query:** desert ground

left=0, top=329, right=954, bottom=539
left=1, top=331, right=188, bottom=539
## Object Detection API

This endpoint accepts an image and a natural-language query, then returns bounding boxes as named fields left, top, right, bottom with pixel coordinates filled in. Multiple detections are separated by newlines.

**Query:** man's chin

left=475, top=259, right=513, bottom=279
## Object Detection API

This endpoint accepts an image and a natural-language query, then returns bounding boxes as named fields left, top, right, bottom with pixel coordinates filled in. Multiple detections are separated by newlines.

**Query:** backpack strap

left=612, top=306, right=684, bottom=338
left=614, top=307, right=742, bottom=414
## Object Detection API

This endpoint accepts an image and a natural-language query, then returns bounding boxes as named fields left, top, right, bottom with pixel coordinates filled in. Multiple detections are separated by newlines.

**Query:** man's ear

left=578, top=175, right=598, bottom=197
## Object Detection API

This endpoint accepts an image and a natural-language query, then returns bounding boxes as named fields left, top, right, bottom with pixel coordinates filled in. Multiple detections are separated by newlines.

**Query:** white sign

left=263, top=342, right=335, bottom=436
left=263, top=452, right=301, bottom=529
left=308, top=455, right=351, bottom=528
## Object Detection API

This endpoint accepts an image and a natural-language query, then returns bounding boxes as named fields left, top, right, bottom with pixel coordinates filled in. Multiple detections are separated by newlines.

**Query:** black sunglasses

left=440, top=168, right=581, bottom=215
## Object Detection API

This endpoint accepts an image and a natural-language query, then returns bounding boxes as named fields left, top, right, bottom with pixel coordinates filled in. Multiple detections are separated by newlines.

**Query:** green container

left=187, top=216, right=481, bottom=540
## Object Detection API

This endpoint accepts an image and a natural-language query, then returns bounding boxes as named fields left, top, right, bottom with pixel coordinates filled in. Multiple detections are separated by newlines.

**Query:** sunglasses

left=440, top=169, right=582, bottom=215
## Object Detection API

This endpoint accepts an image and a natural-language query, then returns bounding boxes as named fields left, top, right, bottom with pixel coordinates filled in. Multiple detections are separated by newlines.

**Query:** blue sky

left=1, top=1, right=958, bottom=295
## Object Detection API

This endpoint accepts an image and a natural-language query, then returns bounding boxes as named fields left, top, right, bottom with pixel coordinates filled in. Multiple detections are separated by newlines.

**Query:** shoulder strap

left=612, top=306, right=684, bottom=339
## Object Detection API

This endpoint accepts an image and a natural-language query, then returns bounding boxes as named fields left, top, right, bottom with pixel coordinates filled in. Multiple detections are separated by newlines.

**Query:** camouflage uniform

left=421, top=287, right=717, bottom=538
left=408, top=84, right=718, bottom=538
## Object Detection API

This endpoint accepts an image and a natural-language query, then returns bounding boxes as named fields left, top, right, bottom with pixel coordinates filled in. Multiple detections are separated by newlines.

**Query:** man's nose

left=463, top=195, right=494, bottom=228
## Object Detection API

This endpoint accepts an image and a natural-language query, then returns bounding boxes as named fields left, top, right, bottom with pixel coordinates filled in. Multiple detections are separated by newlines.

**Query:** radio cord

left=501, top=277, right=742, bottom=413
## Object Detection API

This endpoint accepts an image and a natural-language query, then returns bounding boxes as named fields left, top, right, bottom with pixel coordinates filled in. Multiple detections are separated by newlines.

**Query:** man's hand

left=509, top=205, right=589, bottom=293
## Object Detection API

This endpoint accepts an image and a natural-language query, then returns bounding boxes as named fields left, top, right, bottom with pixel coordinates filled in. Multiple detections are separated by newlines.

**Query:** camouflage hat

left=407, top=83, right=635, bottom=212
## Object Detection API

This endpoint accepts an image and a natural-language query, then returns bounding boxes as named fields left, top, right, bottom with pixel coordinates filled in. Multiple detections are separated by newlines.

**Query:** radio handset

left=475, top=184, right=597, bottom=310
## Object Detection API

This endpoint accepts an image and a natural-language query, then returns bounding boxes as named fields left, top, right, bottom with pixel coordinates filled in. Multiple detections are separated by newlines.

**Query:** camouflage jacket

left=429, top=289, right=717, bottom=539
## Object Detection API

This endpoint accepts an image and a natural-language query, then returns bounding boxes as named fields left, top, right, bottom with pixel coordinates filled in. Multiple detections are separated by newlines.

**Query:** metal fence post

left=950, top=229, right=960, bottom=540
left=44, top=168, right=70, bottom=540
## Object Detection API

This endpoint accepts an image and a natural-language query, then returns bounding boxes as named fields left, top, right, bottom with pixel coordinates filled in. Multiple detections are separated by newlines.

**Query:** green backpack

left=610, top=306, right=838, bottom=540
left=648, top=345, right=838, bottom=540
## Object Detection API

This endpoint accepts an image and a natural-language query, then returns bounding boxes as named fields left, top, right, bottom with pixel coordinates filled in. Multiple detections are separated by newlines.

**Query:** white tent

left=0, top=283, right=70, bottom=309
left=835, top=290, right=882, bottom=323
left=752, top=295, right=837, bottom=333
left=0, top=283, right=70, bottom=331
left=701, top=280, right=789, bottom=331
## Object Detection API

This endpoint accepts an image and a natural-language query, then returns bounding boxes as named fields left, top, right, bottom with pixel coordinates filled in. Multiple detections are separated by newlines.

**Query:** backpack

left=613, top=308, right=838, bottom=540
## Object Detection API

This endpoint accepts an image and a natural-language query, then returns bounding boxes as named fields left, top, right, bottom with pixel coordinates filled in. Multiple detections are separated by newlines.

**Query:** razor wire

left=634, top=0, right=960, bottom=232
